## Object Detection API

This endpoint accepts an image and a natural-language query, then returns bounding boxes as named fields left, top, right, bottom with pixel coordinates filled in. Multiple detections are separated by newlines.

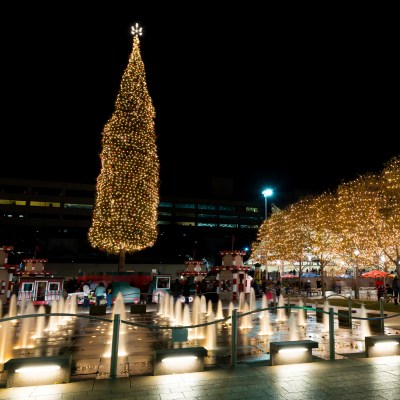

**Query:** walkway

left=0, top=357, right=399, bottom=399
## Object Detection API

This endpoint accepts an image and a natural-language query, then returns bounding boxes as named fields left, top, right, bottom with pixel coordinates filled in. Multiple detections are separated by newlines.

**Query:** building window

left=0, top=199, right=27, bottom=206
left=64, top=203, right=93, bottom=210
left=158, top=211, right=172, bottom=216
left=176, top=203, right=195, bottom=209
left=198, top=214, right=217, bottom=219
left=30, top=201, right=61, bottom=208
left=219, top=223, right=238, bottom=228
left=198, top=204, right=217, bottom=210
left=176, top=212, right=196, bottom=217
left=219, top=205, right=236, bottom=211
left=159, top=202, right=173, bottom=208
left=240, top=224, right=259, bottom=229
left=176, top=221, right=196, bottom=226
left=245, top=207, right=259, bottom=213
left=219, top=215, right=238, bottom=220
left=197, top=222, right=217, bottom=227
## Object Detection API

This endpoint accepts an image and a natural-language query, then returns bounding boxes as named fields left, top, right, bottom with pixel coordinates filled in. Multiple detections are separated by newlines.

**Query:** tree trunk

left=118, top=248, right=126, bottom=272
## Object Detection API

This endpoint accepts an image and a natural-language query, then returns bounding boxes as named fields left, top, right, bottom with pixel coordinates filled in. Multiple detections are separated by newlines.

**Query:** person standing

left=392, top=276, right=399, bottom=305
left=94, top=282, right=106, bottom=306
left=82, top=281, right=91, bottom=307
left=106, top=282, right=113, bottom=307
left=171, top=279, right=182, bottom=302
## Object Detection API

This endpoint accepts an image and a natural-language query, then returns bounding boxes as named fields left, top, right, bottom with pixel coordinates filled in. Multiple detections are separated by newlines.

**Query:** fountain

left=105, top=292, right=127, bottom=357
left=174, top=298, right=183, bottom=325
left=205, top=311, right=217, bottom=349
left=297, top=298, right=307, bottom=326
left=239, top=303, right=253, bottom=329
left=182, top=303, right=191, bottom=327
left=206, top=299, right=213, bottom=316
left=1, top=288, right=398, bottom=383
left=238, top=292, right=246, bottom=312
left=8, top=294, right=17, bottom=319
left=288, top=312, right=299, bottom=340
left=216, top=300, right=224, bottom=320
left=0, top=315, right=12, bottom=368
left=359, top=303, right=371, bottom=339
left=17, top=302, right=35, bottom=349
left=249, top=287, right=256, bottom=311
left=276, top=295, right=287, bottom=323
left=258, top=300, right=273, bottom=336
left=200, top=295, right=207, bottom=313
left=34, top=305, right=46, bottom=339
left=190, top=296, right=204, bottom=339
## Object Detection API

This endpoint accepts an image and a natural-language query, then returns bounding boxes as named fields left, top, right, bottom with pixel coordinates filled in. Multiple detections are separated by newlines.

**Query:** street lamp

left=262, top=188, right=273, bottom=220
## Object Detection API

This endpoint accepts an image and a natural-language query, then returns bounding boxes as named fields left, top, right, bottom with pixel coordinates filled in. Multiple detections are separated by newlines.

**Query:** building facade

left=0, top=178, right=264, bottom=267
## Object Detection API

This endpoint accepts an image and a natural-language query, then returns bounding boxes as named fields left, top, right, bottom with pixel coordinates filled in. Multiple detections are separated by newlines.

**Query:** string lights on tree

left=251, top=155, right=400, bottom=285
left=88, top=23, right=160, bottom=271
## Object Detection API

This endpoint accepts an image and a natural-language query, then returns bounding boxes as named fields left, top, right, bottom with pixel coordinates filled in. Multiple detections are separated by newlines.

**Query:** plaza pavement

left=0, top=356, right=399, bottom=400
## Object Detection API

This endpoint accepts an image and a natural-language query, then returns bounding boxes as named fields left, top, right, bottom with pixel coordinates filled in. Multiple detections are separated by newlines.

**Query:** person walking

left=392, top=276, right=399, bottom=305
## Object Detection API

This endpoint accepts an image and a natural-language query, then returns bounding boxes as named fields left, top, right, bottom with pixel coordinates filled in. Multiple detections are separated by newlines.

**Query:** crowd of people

left=64, top=278, right=114, bottom=307
left=377, top=276, right=399, bottom=304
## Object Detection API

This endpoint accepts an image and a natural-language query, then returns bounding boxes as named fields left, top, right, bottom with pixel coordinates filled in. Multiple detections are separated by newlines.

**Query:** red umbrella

left=361, top=270, right=389, bottom=278
left=281, top=273, right=297, bottom=279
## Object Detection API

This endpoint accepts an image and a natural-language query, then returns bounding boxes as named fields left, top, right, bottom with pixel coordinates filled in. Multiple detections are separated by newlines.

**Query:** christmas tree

left=89, top=24, right=159, bottom=271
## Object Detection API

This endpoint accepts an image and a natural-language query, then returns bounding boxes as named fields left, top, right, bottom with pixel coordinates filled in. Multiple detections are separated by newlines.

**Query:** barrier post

left=110, top=313, right=120, bottom=379
left=231, top=309, right=238, bottom=368
left=348, top=298, right=353, bottom=330
left=329, top=307, right=335, bottom=361
left=379, top=297, right=385, bottom=334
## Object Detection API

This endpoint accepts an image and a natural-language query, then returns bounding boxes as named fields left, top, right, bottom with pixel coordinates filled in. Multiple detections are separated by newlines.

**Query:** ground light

left=365, top=335, right=400, bottom=357
left=154, top=347, right=207, bottom=375
left=4, top=354, right=72, bottom=388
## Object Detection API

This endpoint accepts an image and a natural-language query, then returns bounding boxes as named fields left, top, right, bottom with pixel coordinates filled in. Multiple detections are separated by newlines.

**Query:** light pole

left=262, top=188, right=273, bottom=220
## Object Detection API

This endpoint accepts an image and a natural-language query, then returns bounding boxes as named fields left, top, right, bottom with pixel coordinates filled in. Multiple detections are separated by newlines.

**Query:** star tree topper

left=131, top=23, right=143, bottom=37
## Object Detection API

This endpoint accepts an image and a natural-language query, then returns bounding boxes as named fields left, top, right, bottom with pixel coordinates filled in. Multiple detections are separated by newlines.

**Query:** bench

left=153, top=347, right=208, bottom=375
left=269, top=340, right=318, bottom=366
left=365, top=335, right=400, bottom=358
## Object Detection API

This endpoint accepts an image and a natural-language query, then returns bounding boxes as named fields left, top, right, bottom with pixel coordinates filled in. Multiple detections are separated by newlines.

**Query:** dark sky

left=1, top=5, right=398, bottom=206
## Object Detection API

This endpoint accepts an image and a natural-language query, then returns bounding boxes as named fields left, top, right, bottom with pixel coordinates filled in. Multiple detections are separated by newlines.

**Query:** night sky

left=2, top=5, right=398, bottom=207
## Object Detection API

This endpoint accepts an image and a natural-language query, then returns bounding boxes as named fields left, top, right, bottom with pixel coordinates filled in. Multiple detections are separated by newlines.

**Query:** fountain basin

left=4, top=353, right=72, bottom=388
left=270, top=340, right=318, bottom=366
left=365, top=335, right=400, bottom=357
left=154, top=347, right=207, bottom=375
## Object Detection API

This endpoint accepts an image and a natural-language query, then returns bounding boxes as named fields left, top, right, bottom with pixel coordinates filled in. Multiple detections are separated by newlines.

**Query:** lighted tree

left=379, top=156, right=400, bottom=275
left=251, top=211, right=287, bottom=275
left=88, top=24, right=159, bottom=272
left=337, top=160, right=400, bottom=277
left=337, top=173, right=382, bottom=268
left=283, top=197, right=315, bottom=286
left=303, top=192, right=340, bottom=296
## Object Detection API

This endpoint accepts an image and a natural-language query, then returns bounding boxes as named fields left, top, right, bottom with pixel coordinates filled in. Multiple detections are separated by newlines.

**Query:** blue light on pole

left=262, top=188, right=273, bottom=220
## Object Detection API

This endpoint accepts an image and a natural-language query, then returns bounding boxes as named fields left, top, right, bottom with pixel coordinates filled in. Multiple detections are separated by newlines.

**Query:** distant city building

left=0, top=178, right=263, bottom=267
